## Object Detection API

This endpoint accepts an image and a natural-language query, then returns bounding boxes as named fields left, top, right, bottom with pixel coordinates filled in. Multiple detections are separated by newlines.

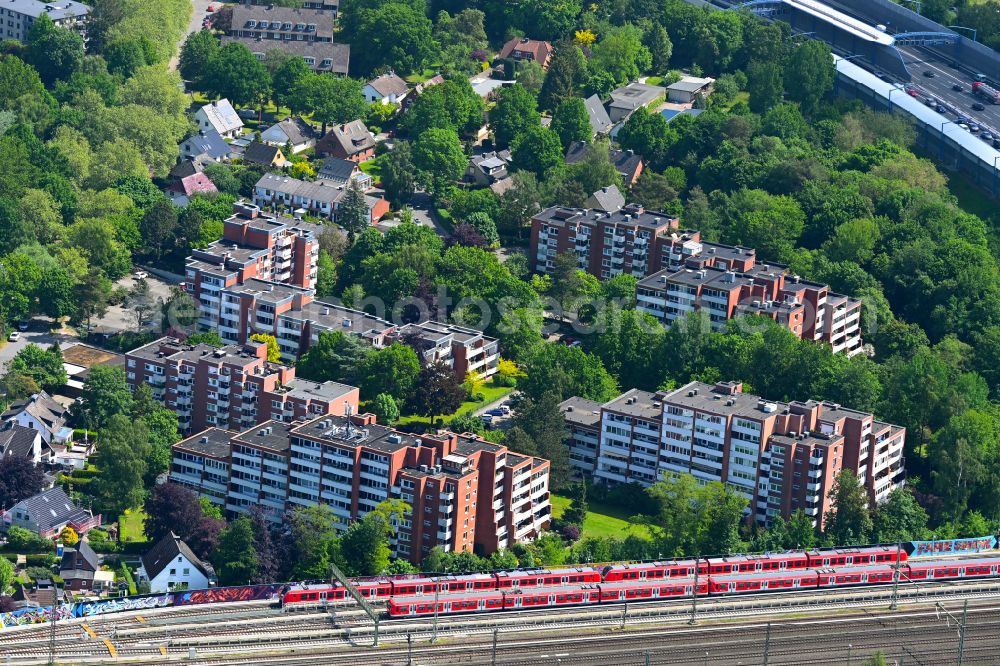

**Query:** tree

left=551, top=97, right=591, bottom=149
left=463, top=212, right=498, bottom=246
left=824, top=469, right=872, bottom=547
left=249, top=333, right=281, bottom=362
left=214, top=517, right=259, bottom=585
left=203, top=42, right=271, bottom=108
left=380, top=141, right=416, bottom=206
left=563, top=482, right=588, bottom=526
left=105, top=38, right=149, bottom=77
left=538, top=41, right=587, bottom=112
left=5, top=344, right=67, bottom=391
left=413, top=360, right=465, bottom=422
left=498, top=171, right=542, bottom=239
left=371, top=393, right=400, bottom=425
left=0, top=457, right=44, bottom=508
left=520, top=343, right=618, bottom=403
left=511, top=0, right=582, bottom=42
left=77, top=366, right=134, bottom=431
left=288, top=504, right=340, bottom=579
left=0, top=557, right=14, bottom=596
left=289, top=73, right=367, bottom=133
left=24, top=14, right=84, bottom=86
left=59, top=526, right=79, bottom=546
left=139, top=199, right=178, bottom=261
left=179, top=30, right=219, bottom=84
left=490, top=84, right=539, bottom=149
left=72, top=269, right=110, bottom=332
left=338, top=179, right=371, bottom=237
left=296, top=330, right=371, bottom=384
left=871, top=488, right=928, bottom=544
left=784, top=40, right=835, bottom=115
left=90, top=415, right=149, bottom=517
left=747, top=61, right=784, bottom=114
left=644, top=22, right=673, bottom=74
left=38, top=267, right=77, bottom=321
left=346, top=2, right=434, bottom=77
left=566, top=139, right=623, bottom=195
left=512, top=125, right=563, bottom=178
left=412, top=128, right=466, bottom=193
left=339, top=511, right=392, bottom=576
left=513, top=391, right=571, bottom=488
left=589, top=25, right=652, bottom=86
left=358, top=343, right=421, bottom=403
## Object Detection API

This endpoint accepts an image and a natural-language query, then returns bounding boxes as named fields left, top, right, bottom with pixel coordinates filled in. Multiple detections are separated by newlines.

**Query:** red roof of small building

left=174, top=173, right=218, bottom=197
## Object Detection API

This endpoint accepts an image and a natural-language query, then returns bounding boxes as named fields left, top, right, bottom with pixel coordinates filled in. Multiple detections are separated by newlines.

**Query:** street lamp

left=887, top=85, right=903, bottom=112
left=948, top=25, right=977, bottom=42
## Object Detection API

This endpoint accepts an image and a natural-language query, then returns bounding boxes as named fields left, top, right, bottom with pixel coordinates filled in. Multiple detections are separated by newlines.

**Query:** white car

left=7, top=331, right=20, bottom=342
left=133, top=271, right=149, bottom=280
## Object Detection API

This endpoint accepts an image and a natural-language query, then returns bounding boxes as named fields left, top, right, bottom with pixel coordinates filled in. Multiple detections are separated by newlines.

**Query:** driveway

left=170, top=0, right=215, bottom=71
left=89, top=275, right=176, bottom=335
left=0, top=320, right=77, bottom=369
left=408, top=191, right=452, bottom=239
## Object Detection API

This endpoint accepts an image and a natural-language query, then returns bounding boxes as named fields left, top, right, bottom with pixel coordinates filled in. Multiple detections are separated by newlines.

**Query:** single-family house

left=465, top=150, right=511, bottom=186
left=260, top=117, right=318, bottom=154
left=137, top=532, right=215, bottom=593
left=607, top=82, right=666, bottom=123
left=1, top=391, right=72, bottom=446
left=402, top=74, right=444, bottom=111
left=0, top=422, right=44, bottom=464
left=498, top=37, right=553, bottom=70
left=584, top=94, right=613, bottom=136
left=194, top=99, right=244, bottom=140
left=584, top=185, right=626, bottom=213
left=2, top=487, right=102, bottom=538
left=179, top=129, right=232, bottom=163
left=317, top=157, right=373, bottom=190
left=363, top=72, right=409, bottom=105
left=565, top=142, right=644, bottom=187
left=59, top=541, right=101, bottom=592
left=253, top=173, right=390, bottom=224
left=666, top=76, right=715, bottom=104
left=169, top=173, right=219, bottom=207
left=243, top=141, right=287, bottom=167
left=315, top=120, right=376, bottom=162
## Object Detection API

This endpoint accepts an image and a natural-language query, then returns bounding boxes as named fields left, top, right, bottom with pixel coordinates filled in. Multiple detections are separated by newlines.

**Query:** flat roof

left=175, top=428, right=234, bottom=459
left=603, top=389, right=661, bottom=421
left=560, top=397, right=601, bottom=428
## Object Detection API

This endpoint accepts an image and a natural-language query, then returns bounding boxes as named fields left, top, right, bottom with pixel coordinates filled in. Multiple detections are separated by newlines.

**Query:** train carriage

left=601, top=559, right=706, bottom=582
left=495, top=567, right=601, bottom=588
left=708, top=570, right=820, bottom=594
left=597, top=578, right=707, bottom=602
left=354, top=580, right=394, bottom=598
left=706, top=552, right=810, bottom=575
left=806, top=546, right=906, bottom=568
left=905, top=558, right=1000, bottom=581
left=281, top=583, right=348, bottom=606
left=390, top=572, right=497, bottom=597
left=815, top=565, right=896, bottom=587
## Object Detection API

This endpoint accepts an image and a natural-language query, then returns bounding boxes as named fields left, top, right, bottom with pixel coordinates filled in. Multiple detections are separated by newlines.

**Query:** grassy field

left=552, top=495, right=653, bottom=540
left=118, top=509, right=148, bottom=543
left=396, top=383, right=513, bottom=428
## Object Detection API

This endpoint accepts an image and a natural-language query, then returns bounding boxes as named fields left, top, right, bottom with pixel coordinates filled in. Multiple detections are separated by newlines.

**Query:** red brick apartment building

left=531, top=204, right=862, bottom=355
left=170, top=414, right=551, bottom=562
left=126, top=337, right=358, bottom=434
left=562, top=381, right=905, bottom=528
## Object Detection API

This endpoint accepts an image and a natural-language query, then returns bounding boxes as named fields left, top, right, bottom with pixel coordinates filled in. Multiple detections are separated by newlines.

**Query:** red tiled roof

left=175, top=173, right=218, bottom=197
left=498, top=37, right=553, bottom=66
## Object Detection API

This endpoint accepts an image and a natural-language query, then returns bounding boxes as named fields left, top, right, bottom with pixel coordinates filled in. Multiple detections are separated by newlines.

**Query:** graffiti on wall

left=1, top=604, right=73, bottom=628
left=72, top=594, right=171, bottom=618
left=175, top=584, right=281, bottom=606
left=906, top=536, right=997, bottom=557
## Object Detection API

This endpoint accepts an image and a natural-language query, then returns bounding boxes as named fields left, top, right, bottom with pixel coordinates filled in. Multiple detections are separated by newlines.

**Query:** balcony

left=808, top=468, right=823, bottom=479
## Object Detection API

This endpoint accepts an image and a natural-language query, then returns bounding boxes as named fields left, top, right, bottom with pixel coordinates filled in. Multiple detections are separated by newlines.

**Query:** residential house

left=0, top=0, right=89, bottom=42
left=170, top=173, right=218, bottom=207
left=498, top=37, right=553, bottom=70
left=363, top=72, right=409, bottom=104
left=2, top=487, right=101, bottom=538
left=584, top=185, right=625, bottom=213
left=243, top=141, right=287, bottom=167
left=138, top=532, right=215, bottom=593
left=607, top=82, right=666, bottom=123
left=260, top=117, right=318, bottom=154
left=565, top=142, right=644, bottom=186
left=194, top=99, right=244, bottom=140
left=223, top=3, right=347, bottom=74
left=402, top=74, right=444, bottom=111
left=315, top=120, right=376, bottom=162
left=666, top=76, right=715, bottom=104
left=253, top=173, right=389, bottom=224
left=584, top=94, right=613, bottom=137
left=59, top=344, right=127, bottom=399
left=317, top=157, right=373, bottom=190
left=59, top=541, right=101, bottom=593
left=224, top=36, right=350, bottom=74
left=0, top=422, right=44, bottom=463
left=238, top=0, right=338, bottom=13
left=179, top=129, right=232, bottom=163
left=465, top=150, right=511, bottom=186
left=1, top=391, right=72, bottom=446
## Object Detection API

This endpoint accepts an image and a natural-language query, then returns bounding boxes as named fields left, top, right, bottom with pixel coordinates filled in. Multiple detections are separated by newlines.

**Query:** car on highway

left=973, top=102, right=986, bottom=111
left=7, top=331, right=20, bottom=342
left=993, top=138, right=1000, bottom=149
left=949, top=61, right=960, bottom=69
left=923, top=70, right=935, bottom=78
left=959, top=123, right=971, bottom=131
left=953, top=84, right=964, bottom=92
left=907, top=88, right=919, bottom=97
left=970, top=123, right=981, bottom=132
left=982, top=132, right=994, bottom=142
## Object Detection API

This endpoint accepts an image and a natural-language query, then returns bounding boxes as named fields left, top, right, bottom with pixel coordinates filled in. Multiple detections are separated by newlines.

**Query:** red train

left=386, top=557, right=1000, bottom=617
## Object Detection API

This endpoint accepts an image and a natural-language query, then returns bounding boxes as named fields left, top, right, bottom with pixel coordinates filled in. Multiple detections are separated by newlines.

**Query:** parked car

left=133, top=270, right=149, bottom=280
left=17, top=320, right=28, bottom=331
left=7, top=331, right=20, bottom=342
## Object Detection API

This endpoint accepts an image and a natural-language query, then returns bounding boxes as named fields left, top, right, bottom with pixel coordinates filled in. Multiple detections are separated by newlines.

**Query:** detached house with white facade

left=194, top=99, right=244, bottom=140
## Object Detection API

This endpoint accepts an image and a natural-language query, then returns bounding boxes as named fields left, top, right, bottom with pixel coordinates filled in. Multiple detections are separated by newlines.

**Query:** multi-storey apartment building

left=2, top=0, right=89, bottom=42
left=170, top=414, right=551, bottom=562
left=222, top=4, right=349, bottom=74
left=560, top=381, right=905, bottom=528
left=531, top=204, right=863, bottom=355
left=126, top=337, right=358, bottom=435
left=636, top=259, right=863, bottom=356
left=388, top=322, right=500, bottom=378
left=530, top=204, right=682, bottom=279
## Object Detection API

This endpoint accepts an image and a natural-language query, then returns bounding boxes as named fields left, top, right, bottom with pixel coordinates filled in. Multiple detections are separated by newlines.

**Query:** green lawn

left=552, top=494, right=653, bottom=540
left=359, top=155, right=383, bottom=179
left=396, top=383, right=513, bottom=428
left=118, top=509, right=148, bottom=543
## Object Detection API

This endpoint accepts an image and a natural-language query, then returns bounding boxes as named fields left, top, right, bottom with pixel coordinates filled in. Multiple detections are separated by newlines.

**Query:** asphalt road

left=169, top=0, right=215, bottom=71
left=896, top=44, right=1000, bottom=139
